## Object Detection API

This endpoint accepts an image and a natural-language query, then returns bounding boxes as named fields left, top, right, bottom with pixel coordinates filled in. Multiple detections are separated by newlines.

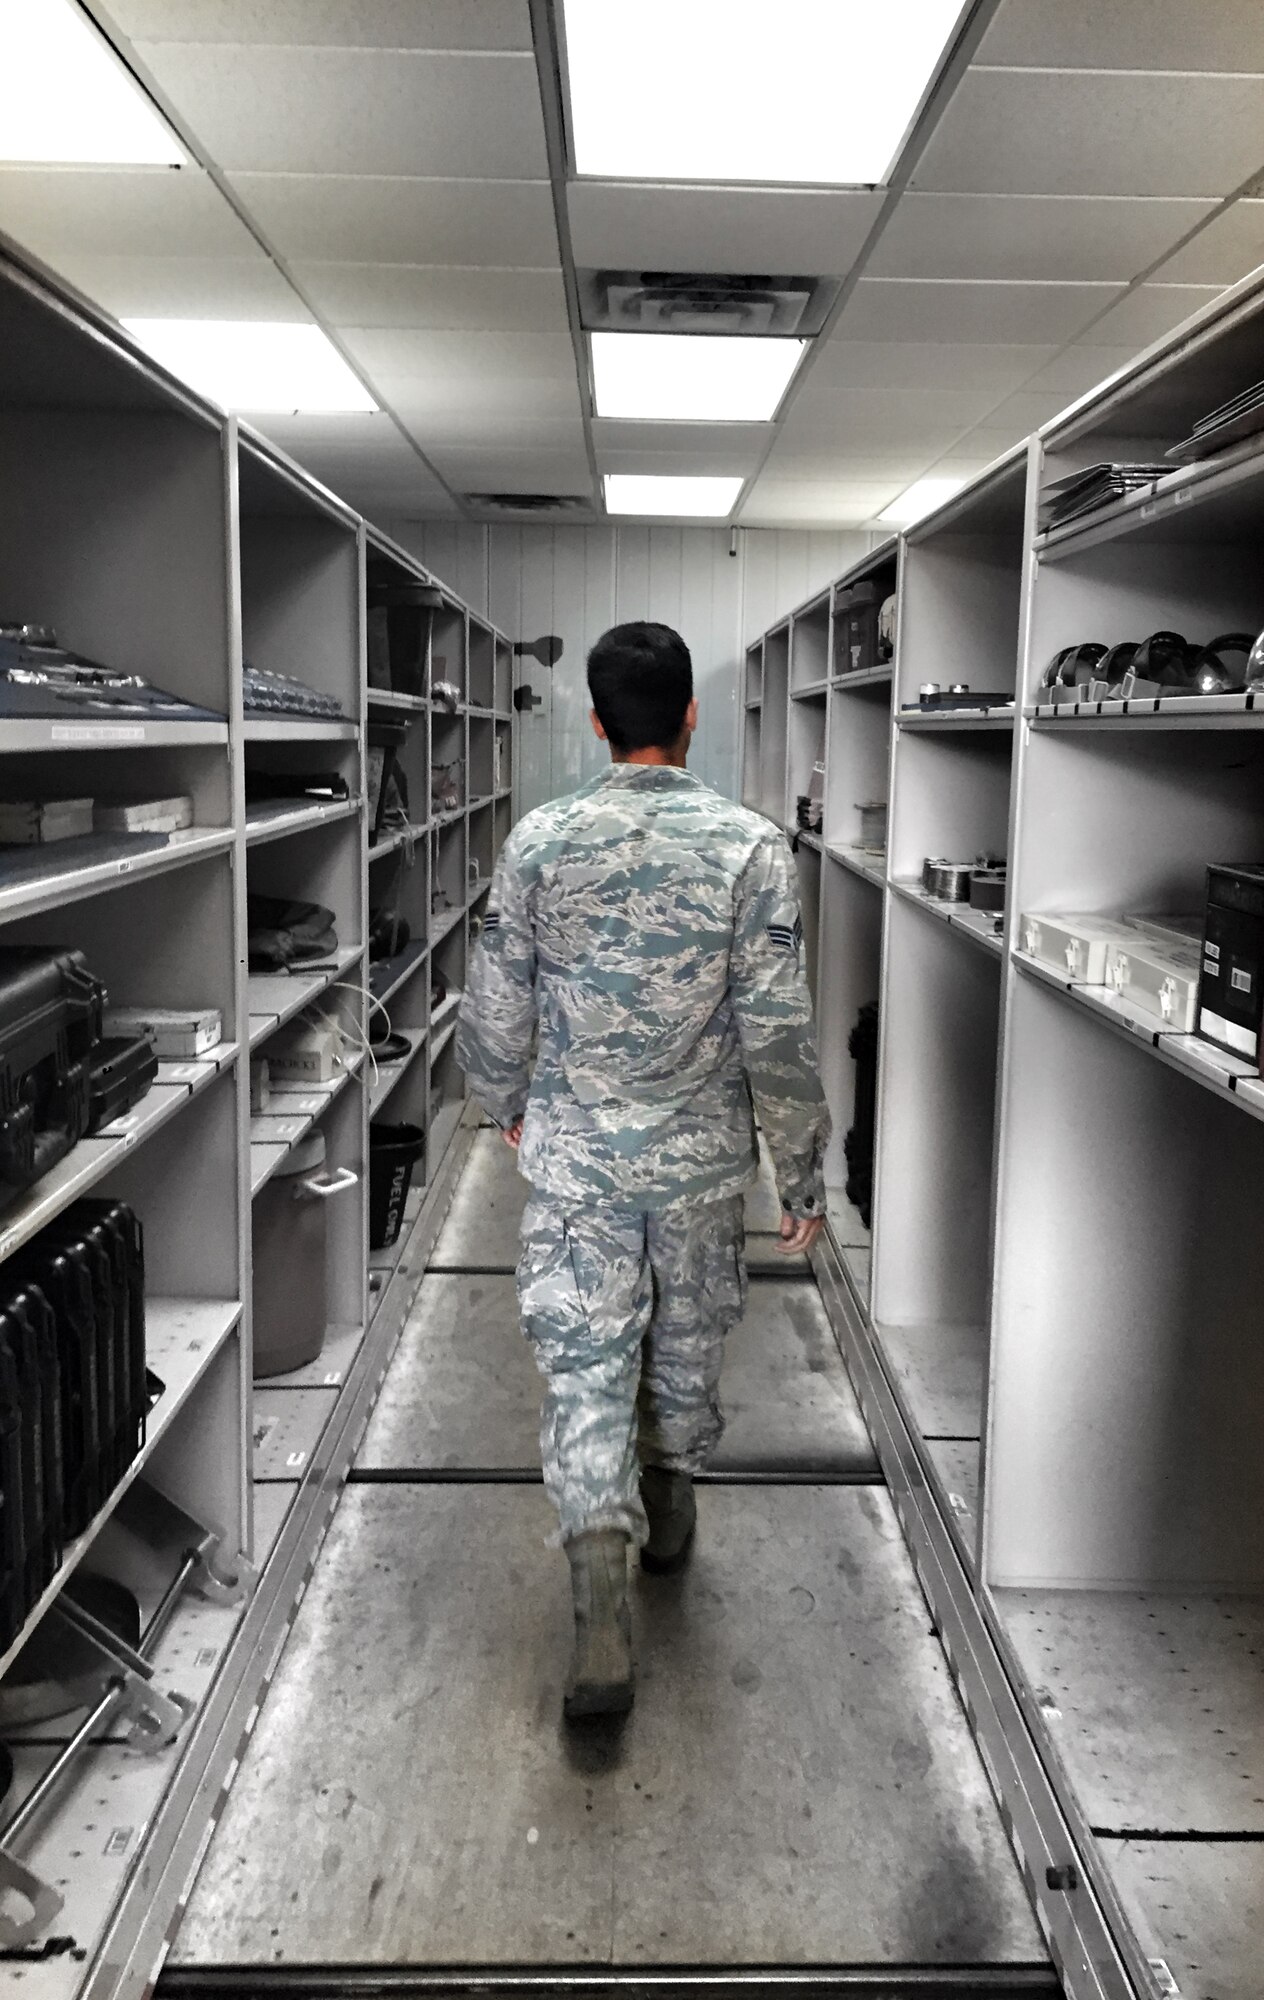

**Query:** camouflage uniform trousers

left=517, top=1190, right=748, bottom=1546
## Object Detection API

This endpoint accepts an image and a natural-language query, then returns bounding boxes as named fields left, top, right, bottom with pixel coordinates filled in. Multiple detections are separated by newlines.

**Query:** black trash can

left=369, top=1122, right=426, bottom=1250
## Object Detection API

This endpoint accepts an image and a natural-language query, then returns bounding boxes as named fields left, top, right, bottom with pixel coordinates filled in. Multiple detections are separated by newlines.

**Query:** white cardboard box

left=1104, top=936, right=1202, bottom=1032
left=1020, top=912, right=1137, bottom=984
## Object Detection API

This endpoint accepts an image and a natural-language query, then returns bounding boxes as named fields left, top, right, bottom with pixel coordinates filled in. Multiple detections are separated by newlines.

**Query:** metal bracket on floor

left=54, top=1599, right=194, bottom=1753
left=0, top=1849, right=66, bottom=1950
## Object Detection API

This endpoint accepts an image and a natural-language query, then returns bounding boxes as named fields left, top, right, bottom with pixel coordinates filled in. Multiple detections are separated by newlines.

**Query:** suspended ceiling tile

left=292, top=264, right=569, bottom=332
left=759, top=445, right=930, bottom=481
left=48, top=252, right=303, bottom=321
left=913, top=71, right=1264, bottom=199
left=0, top=165, right=256, bottom=258
left=837, top=278, right=1119, bottom=345
left=396, top=411, right=588, bottom=451
left=109, top=1, right=531, bottom=47
left=809, top=339, right=1056, bottom=393
left=245, top=411, right=404, bottom=450
left=945, top=423, right=1039, bottom=463
left=590, top=419, right=773, bottom=458
left=1083, top=283, right=1224, bottom=349
left=228, top=175, right=558, bottom=266
left=739, top=486, right=894, bottom=527
left=596, top=446, right=766, bottom=477
left=979, top=388, right=1084, bottom=436
left=133, top=46, right=548, bottom=177
left=1154, top=201, right=1264, bottom=285
left=430, top=452, right=593, bottom=494
left=977, top=0, right=1264, bottom=70
left=869, top=193, right=1215, bottom=284
left=338, top=327, right=577, bottom=382
left=390, top=378, right=586, bottom=435
left=567, top=182, right=885, bottom=276
left=1017, top=345, right=1138, bottom=400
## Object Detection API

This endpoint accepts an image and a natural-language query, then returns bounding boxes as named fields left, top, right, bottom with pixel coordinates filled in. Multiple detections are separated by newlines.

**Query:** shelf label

left=1148, top=1961, right=1179, bottom=1997
left=52, top=723, right=146, bottom=744
left=117, top=858, right=134, bottom=875
left=105, top=1827, right=135, bottom=1857
left=323, top=1369, right=344, bottom=1385
left=285, top=1449, right=308, bottom=1470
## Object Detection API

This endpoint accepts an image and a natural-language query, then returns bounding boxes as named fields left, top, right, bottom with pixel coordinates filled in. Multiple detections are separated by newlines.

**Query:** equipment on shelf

left=86, top=1036, right=159, bottom=1134
left=431, top=679, right=462, bottom=714
left=1197, top=864, right=1264, bottom=1065
left=253, top=1130, right=356, bottom=1379
left=368, top=909, right=411, bottom=964
left=367, top=714, right=411, bottom=848
left=0, top=947, right=104, bottom=1214
left=796, top=761, right=824, bottom=834
left=1103, top=932, right=1202, bottom=1033
left=365, top=578, right=444, bottom=698
left=0, top=828, right=171, bottom=889
left=93, top=795, right=193, bottom=835
left=242, top=663, right=344, bottom=720
left=102, top=1005, right=222, bottom=1059
left=925, top=860, right=972, bottom=903
left=244, top=770, right=351, bottom=808
left=0, top=625, right=223, bottom=724
left=1168, top=373, right=1264, bottom=463
left=0, top=798, right=94, bottom=845
left=1021, top=912, right=1137, bottom=983
left=267, top=1015, right=343, bottom=1085
left=1042, top=629, right=1264, bottom=704
left=844, top=1003, right=879, bottom=1233
left=857, top=802, right=887, bottom=853
left=878, top=595, right=897, bottom=664
left=368, top=1121, right=426, bottom=1251
left=905, top=684, right=1013, bottom=713
left=834, top=583, right=880, bottom=677
left=0, top=1200, right=149, bottom=1630
left=250, top=1057, right=271, bottom=1113
left=432, top=761, right=464, bottom=814
left=1036, top=462, right=1168, bottom=532
left=1190, top=632, right=1256, bottom=695
left=969, top=865, right=1006, bottom=913
left=246, top=895, right=338, bottom=972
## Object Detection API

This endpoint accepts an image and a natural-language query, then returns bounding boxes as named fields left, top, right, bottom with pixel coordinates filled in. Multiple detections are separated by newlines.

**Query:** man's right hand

left=502, top=1118, right=524, bottom=1150
left=778, top=1212, right=824, bottom=1256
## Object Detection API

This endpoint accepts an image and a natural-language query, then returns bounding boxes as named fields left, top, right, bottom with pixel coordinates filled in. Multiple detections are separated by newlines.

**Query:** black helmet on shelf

left=1097, top=641, right=1139, bottom=694
left=1190, top=632, right=1255, bottom=696
left=1245, top=627, right=1264, bottom=692
left=1130, top=629, right=1194, bottom=688
left=1041, top=646, right=1072, bottom=689
left=1066, top=641, right=1108, bottom=686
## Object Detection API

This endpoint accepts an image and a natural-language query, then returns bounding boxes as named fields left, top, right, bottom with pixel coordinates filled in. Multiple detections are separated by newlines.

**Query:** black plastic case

left=0, top=946, right=104, bottom=1211
left=1198, top=864, right=1264, bottom=1062
left=87, top=1036, right=158, bottom=1135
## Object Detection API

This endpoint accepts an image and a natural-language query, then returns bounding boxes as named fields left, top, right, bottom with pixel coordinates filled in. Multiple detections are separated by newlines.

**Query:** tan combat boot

left=564, top=1530, right=634, bottom=1719
left=640, top=1466, right=697, bottom=1573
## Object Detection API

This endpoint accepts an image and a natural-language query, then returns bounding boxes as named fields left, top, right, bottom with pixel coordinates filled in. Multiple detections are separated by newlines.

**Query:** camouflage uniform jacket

left=456, top=763, right=831, bottom=1215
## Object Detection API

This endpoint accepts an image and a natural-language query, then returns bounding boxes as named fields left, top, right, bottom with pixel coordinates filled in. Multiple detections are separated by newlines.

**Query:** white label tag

left=52, top=723, right=145, bottom=744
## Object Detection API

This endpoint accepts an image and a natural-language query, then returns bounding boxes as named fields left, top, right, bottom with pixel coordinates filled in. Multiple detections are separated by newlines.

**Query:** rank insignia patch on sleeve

left=765, top=914, right=804, bottom=953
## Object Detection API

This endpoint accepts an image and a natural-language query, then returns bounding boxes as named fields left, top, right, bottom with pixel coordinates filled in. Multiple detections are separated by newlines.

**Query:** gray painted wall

left=382, top=520, right=877, bottom=813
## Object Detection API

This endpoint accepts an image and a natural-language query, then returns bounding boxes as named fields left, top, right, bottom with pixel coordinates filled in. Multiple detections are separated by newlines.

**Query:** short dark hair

left=586, top=621, right=693, bottom=753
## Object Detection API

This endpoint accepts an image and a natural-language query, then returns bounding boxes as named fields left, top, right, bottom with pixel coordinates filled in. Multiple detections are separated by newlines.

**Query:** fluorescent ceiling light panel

left=562, top=0, right=965, bottom=185
left=122, top=321, right=377, bottom=414
left=592, top=333, right=803, bottom=422
left=878, top=476, right=965, bottom=525
left=605, top=475, right=743, bottom=517
left=0, top=0, right=184, bottom=165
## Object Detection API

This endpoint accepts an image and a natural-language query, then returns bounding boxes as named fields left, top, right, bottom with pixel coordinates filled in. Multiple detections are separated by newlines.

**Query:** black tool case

left=0, top=1284, right=62, bottom=1607
left=0, top=947, right=104, bottom=1212
left=62, top=1200, right=147, bottom=1478
left=9, top=1238, right=103, bottom=1538
left=86, top=1035, right=158, bottom=1135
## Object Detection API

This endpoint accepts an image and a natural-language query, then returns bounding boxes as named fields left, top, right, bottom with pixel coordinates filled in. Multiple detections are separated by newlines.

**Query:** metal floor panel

left=428, top=1131, right=809, bottom=1276
left=924, top=1440, right=981, bottom=1571
left=1100, top=1837, right=1264, bottom=2000
left=171, top=1483, right=1045, bottom=1973
left=874, top=1325, right=986, bottom=1443
left=355, top=1275, right=879, bottom=1476
left=995, top=1586, right=1264, bottom=1834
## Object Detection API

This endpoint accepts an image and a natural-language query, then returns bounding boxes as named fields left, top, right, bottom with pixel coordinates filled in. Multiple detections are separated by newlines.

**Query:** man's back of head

left=587, top=622, right=696, bottom=765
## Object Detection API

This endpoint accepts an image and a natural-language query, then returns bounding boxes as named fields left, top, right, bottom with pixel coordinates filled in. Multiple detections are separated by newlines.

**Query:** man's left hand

left=502, top=1118, right=524, bottom=1150
left=778, top=1213, right=824, bottom=1256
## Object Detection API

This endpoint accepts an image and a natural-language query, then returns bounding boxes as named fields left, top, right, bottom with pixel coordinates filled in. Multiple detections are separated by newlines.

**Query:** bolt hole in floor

left=161, top=1132, right=1052, bottom=1994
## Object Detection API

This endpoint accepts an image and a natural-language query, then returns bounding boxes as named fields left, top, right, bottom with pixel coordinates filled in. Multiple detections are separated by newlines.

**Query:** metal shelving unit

left=749, top=268, right=1264, bottom=1999
left=0, top=245, right=512, bottom=2000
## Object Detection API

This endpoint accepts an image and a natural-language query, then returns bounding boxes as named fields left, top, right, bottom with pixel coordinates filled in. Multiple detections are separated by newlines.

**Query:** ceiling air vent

left=465, top=493, right=592, bottom=516
left=578, top=270, right=840, bottom=338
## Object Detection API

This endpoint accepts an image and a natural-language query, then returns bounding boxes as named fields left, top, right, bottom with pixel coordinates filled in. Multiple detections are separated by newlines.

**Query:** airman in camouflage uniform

left=457, top=621, right=829, bottom=1717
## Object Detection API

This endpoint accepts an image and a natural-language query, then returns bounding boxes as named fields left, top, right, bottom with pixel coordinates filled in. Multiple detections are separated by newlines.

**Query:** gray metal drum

left=252, top=1132, right=356, bottom=1380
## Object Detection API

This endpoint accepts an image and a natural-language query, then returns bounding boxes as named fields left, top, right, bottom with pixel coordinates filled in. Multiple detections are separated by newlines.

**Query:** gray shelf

left=242, top=717, right=358, bottom=742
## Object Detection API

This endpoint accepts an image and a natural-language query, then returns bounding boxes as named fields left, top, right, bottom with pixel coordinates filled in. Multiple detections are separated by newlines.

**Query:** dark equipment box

left=0, top=947, right=104, bottom=1214
left=1197, top=864, right=1264, bottom=1064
